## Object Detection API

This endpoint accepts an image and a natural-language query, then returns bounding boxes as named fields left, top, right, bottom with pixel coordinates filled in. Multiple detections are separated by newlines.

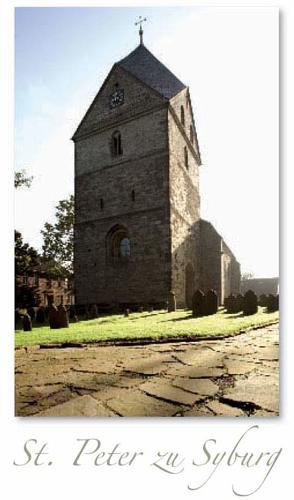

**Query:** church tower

left=73, top=26, right=240, bottom=308
left=73, top=29, right=203, bottom=308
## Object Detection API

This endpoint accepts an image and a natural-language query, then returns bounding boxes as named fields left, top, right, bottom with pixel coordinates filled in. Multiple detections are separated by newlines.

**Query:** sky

left=14, top=6, right=279, bottom=278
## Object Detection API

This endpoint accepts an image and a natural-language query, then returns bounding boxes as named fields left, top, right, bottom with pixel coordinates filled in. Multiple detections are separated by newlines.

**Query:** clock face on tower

left=109, top=89, right=124, bottom=108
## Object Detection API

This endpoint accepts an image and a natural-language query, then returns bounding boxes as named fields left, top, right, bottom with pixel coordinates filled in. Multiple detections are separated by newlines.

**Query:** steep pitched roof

left=117, top=44, right=186, bottom=99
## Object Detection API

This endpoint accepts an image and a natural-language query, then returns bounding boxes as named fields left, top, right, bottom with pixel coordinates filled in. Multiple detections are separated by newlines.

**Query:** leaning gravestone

left=167, top=291, right=176, bottom=312
left=22, top=313, right=32, bottom=332
left=58, top=305, right=69, bottom=328
left=192, top=289, right=205, bottom=317
left=36, top=306, right=45, bottom=324
left=49, top=304, right=61, bottom=329
left=243, top=290, right=258, bottom=315
left=124, top=308, right=130, bottom=317
left=205, top=290, right=218, bottom=315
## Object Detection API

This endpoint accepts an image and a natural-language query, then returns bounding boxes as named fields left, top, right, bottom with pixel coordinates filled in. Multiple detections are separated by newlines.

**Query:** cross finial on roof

left=135, top=16, right=147, bottom=45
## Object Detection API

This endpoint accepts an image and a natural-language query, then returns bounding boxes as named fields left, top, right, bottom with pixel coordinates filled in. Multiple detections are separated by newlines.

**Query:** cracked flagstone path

left=15, top=323, right=279, bottom=417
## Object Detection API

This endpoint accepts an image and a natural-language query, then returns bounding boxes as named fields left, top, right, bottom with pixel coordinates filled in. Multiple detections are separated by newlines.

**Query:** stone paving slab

left=105, top=390, right=182, bottom=417
left=35, top=395, right=115, bottom=417
left=123, top=356, right=171, bottom=375
left=223, top=359, right=258, bottom=375
left=222, top=375, right=279, bottom=413
left=15, top=323, right=279, bottom=417
left=206, top=401, right=245, bottom=417
left=140, top=380, right=207, bottom=406
left=172, top=378, right=219, bottom=396
left=166, top=364, right=225, bottom=379
left=172, top=350, right=224, bottom=368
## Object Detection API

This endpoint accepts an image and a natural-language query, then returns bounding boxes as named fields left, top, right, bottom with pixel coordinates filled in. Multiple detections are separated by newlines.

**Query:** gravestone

left=89, top=304, right=98, bottom=319
left=267, top=294, right=279, bottom=312
left=243, top=290, right=258, bottom=315
left=235, top=294, right=244, bottom=313
left=15, top=309, right=21, bottom=325
left=124, top=309, right=130, bottom=317
left=58, top=305, right=69, bottom=328
left=138, top=306, right=144, bottom=313
left=22, top=313, right=32, bottom=332
left=49, top=304, right=60, bottom=329
left=225, top=294, right=237, bottom=314
left=205, top=290, right=218, bottom=315
left=27, top=307, right=36, bottom=322
left=36, top=306, right=45, bottom=324
left=167, top=291, right=176, bottom=312
left=192, top=289, right=205, bottom=317
left=44, top=306, right=49, bottom=319
left=259, top=294, right=267, bottom=307
left=69, top=305, right=77, bottom=319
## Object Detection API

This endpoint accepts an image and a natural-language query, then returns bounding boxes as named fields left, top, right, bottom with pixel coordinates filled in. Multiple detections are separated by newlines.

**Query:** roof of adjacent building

left=117, top=44, right=186, bottom=99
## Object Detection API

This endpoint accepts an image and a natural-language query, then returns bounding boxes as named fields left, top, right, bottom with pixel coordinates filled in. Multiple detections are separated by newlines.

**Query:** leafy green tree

left=15, top=230, right=40, bottom=275
left=241, top=272, right=255, bottom=280
left=14, top=169, right=33, bottom=189
left=41, top=195, right=74, bottom=275
left=15, top=231, right=41, bottom=308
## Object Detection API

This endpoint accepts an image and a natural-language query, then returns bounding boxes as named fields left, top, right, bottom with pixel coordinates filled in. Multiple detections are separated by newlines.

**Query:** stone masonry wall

left=74, top=65, right=164, bottom=141
left=222, top=240, right=241, bottom=299
left=74, top=70, right=171, bottom=306
left=199, top=220, right=222, bottom=302
left=168, top=89, right=201, bottom=307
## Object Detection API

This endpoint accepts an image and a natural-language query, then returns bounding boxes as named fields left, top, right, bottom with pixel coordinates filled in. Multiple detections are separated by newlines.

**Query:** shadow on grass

left=161, top=314, right=212, bottom=323
left=128, top=311, right=168, bottom=321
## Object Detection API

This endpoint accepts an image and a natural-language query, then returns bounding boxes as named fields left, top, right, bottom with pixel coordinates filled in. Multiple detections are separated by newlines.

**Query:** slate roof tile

left=117, top=44, right=186, bottom=99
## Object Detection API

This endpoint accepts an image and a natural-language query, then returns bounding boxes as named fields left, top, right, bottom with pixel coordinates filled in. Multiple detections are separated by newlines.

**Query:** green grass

left=15, top=307, right=279, bottom=348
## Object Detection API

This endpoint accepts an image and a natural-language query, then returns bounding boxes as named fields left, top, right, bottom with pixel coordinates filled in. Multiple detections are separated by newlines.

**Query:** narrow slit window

left=180, top=105, right=185, bottom=126
left=184, top=146, right=189, bottom=169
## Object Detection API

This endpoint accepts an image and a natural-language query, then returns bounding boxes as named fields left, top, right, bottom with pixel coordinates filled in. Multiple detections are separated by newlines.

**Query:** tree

left=14, top=169, right=33, bottom=189
left=41, top=195, right=74, bottom=275
left=15, top=230, right=40, bottom=275
left=15, top=231, right=42, bottom=308
left=241, top=272, right=255, bottom=281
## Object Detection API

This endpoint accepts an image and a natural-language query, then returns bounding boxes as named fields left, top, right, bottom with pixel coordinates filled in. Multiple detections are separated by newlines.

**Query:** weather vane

left=135, top=16, right=147, bottom=45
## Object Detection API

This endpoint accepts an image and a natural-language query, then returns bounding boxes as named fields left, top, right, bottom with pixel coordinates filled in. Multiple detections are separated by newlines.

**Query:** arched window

left=180, top=106, right=185, bottom=126
left=190, top=125, right=194, bottom=144
left=111, top=131, right=123, bottom=157
left=184, top=146, right=189, bottom=169
left=106, top=225, right=131, bottom=262
left=131, top=189, right=135, bottom=202
left=120, top=237, right=131, bottom=257
left=100, top=198, right=104, bottom=211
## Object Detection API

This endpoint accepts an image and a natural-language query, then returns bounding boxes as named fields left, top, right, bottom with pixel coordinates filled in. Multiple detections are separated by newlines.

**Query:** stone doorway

left=185, top=263, right=194, bottom=308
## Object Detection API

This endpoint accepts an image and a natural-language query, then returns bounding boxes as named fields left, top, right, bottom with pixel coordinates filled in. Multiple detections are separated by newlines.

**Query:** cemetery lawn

left=15, top=307, right=279, bottom=347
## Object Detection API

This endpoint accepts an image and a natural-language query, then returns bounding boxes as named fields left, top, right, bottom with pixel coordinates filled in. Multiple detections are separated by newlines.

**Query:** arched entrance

left=185, top=263, right=195, bottom=308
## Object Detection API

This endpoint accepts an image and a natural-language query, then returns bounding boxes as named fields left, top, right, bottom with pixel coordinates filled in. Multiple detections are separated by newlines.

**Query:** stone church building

left=72, top=31, right=240, bottom=309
